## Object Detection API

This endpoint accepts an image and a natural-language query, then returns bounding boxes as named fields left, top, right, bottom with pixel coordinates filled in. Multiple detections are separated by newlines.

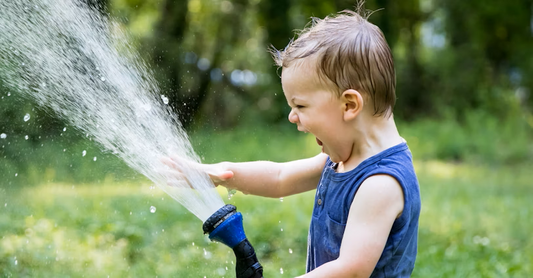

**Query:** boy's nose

left=288, top=109, right=299, bottom=124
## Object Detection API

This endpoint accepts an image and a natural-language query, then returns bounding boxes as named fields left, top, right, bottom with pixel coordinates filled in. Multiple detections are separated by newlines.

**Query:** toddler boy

left=168, top=6, right=420, bottom=278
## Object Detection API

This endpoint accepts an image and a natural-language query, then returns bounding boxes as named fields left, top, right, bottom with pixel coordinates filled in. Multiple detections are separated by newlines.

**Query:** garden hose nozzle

left=203, top=204, right=264, bottom=278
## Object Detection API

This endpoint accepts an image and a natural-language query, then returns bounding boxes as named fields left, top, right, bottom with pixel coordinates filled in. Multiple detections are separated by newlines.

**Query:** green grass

left=0, top=181, right=314, bottom=277
left=1, top=115, right=532, bottom=277
left=397, top=110, right=533, bottom=163
left=1, top=161, right=532, bottom=277
left=413, top=161, right=532, bottom=277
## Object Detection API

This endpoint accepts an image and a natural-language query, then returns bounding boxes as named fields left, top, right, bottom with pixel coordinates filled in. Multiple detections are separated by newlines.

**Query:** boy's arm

left=216, top=153, right=328, bottom=197
left=164, top=153, right=328, bottom=198
left=297, top=174, right=404, bottom=278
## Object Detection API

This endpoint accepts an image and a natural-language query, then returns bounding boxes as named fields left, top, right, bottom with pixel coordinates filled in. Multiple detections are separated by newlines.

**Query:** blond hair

left=271, top=7, right=396, bottom=116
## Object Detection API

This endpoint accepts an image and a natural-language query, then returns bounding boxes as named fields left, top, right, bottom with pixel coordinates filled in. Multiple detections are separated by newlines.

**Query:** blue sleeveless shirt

left=306, top=142, right=420, bottom=277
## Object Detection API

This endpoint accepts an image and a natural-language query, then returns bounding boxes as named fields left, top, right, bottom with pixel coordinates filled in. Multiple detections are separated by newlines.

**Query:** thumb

left=208, top=169, right=234, bottom=183
left=218, top=170, right=234, bottom=181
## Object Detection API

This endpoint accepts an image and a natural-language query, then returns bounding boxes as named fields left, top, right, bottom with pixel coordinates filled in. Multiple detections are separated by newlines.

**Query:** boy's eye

left=296, top=105, right=305, bottom=109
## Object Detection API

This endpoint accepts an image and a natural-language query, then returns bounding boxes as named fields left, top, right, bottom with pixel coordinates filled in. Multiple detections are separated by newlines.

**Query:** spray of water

left=0, top=0, right=225, bottom=221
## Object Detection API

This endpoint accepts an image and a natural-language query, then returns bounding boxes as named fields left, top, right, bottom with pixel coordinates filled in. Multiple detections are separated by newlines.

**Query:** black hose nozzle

left=203, top=204, right=264, bottom=278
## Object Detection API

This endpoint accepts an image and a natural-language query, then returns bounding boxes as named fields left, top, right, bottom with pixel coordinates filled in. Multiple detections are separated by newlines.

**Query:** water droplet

left=192, top=242, right=195, bottom=246
left=150, top=206, right=156, bottom=213
left=216, top=267, right=226, bottom=275
left=23, top=113, right=31, bottom=122
left=93, top=157, right=97, bottom=161
left=129, top=211, right=132, bottom=215
left=25, top=135, right=29, bottom=140
left=279, top=197, right=284, bottom=202
left=227, top=188, right=236, bottom=200
left=203, top=248, right=212, bottom=259
left=281, top=228, right=284, bottom=232
left=100, top=77, right=106, bottom=81
left=280, top=268, right=284, bottom=274
left=1, top=133, right=6, bottom=139
left=289, top=248, right=293, bottom=254
left=161, top=95, right=169, bottom=104
left=15, top=173, right=18, bottom=177
left=63, top=127, right=67, bottom=131
left=82, top=150, right=86, bottom=156
left=4, top=203, right=7, bottom=207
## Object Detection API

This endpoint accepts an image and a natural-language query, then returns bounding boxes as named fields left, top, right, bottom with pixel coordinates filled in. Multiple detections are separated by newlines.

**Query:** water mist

left=0, top=0, right=226, bottom=221
left=0, top=2, right=266, bottom=276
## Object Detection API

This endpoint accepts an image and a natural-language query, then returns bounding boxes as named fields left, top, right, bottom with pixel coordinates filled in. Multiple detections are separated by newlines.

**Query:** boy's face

left=281, top=64, right=354, bottom=163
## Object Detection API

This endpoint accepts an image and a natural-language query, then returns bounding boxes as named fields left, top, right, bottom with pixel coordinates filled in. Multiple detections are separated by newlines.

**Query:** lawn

left=1, top=121, right=532, bottom=277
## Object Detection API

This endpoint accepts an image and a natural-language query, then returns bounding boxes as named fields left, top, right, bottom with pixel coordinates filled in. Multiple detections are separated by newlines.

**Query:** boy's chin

left=330, top=159, right=342, bottom=164
left=327, top=152, right=349, bottom=165
left=327, top=154, right=341, bottom=164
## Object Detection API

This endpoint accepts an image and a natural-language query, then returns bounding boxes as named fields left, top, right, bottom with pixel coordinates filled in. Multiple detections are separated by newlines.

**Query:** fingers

left=166, top=178, right=193, bottom=189
left=156, top=167, right=191, bottom=188
left=159, top=157, right=194, bottom=188
left=160, top=155, right=234, bottom=185
left=160, top=156, right=174, bottom=167
left=159, top=168, right=187, bottom=180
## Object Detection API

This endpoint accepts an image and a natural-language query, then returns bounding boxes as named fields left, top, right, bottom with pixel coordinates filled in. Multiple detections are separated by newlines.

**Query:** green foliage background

left=1, top=0, right=533, bottom=277
left=1, top=124, right=532, bottom=277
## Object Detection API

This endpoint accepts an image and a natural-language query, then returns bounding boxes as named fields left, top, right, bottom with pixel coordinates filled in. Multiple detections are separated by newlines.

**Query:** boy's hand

left=160, top=156, right=234, bottom=186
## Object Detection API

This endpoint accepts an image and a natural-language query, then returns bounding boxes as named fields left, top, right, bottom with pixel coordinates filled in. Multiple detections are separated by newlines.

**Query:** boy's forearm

left=216, top=154, right=326, bottom=198
left=218, top=160, right=285, bottom=197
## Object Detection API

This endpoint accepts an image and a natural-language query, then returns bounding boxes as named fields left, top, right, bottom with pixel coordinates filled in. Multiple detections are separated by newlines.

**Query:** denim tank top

left=306, top=142, right=420, bottom=277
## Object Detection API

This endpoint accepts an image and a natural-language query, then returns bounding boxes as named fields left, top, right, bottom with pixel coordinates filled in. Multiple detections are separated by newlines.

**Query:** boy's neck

left=336, top=114, right=403, bottom=173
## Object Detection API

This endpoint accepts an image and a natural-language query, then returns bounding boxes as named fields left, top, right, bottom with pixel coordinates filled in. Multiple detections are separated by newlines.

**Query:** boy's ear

left=341, top=89, right=363, bottom=121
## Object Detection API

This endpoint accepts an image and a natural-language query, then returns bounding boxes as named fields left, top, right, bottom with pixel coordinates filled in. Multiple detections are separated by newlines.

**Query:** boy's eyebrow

left=291, top=96, right=304, bottom=103
left=286, top=97, right=301, bottom=108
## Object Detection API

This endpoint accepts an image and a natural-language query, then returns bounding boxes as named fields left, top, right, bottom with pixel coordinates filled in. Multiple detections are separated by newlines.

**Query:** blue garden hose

left=203, top=204, right=264, bottom=278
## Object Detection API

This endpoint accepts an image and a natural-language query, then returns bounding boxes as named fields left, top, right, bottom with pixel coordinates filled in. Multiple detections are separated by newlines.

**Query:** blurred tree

left=3, top=0, right=532, bottom=132
left=257, top=0, right=292, bottom=50
left=115, top=0, right=268, bottom=128
left=432, top=0, right=533, bottom=116
left=83, top=0, right=109, bottom=14
left=147, top=0, right=192, bottom=124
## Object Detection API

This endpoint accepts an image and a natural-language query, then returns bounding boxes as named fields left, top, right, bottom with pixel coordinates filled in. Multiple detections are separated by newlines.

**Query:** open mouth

left=316, top=137, right=323, bottom=146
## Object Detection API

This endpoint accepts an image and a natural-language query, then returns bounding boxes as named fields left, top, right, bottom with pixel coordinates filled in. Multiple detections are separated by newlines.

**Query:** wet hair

left=271, top=5, right=396, bottom=117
